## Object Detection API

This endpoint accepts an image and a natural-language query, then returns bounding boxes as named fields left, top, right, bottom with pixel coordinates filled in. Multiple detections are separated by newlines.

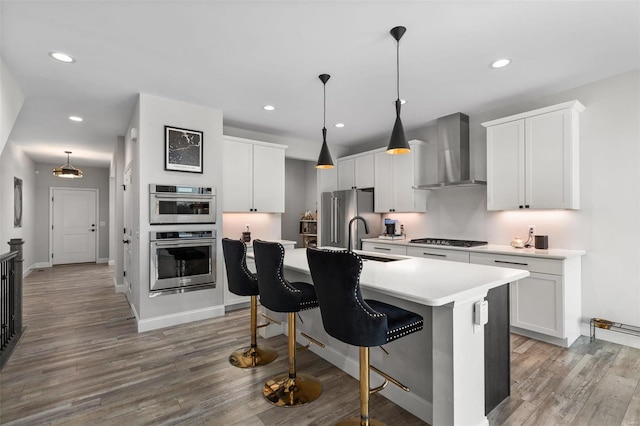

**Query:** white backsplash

left=222, top=213, right=282, bottom=242
left=383, top=187, right=582, bottom=250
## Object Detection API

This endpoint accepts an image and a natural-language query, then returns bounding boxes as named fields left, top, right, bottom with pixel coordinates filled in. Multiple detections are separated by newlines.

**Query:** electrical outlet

left=528, top=225, right=536, bottom=236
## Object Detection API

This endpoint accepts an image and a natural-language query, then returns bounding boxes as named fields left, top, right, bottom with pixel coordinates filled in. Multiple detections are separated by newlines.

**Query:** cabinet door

left=392, top=152, right=418, bottom=212
left=337, top=158, right=355, bottom=190
left=486, top=120, right=525, bottom=210
left=223, top=140, right=254, bottom=212
left=374, top=152, right=394, bottom=212
left=511, top=272, right=563, bottom=338
left=526, top=108, right=576, bottom=209
left=253, top=144, right=285, bottom=212
left=354, top=154, right=375, bottom=189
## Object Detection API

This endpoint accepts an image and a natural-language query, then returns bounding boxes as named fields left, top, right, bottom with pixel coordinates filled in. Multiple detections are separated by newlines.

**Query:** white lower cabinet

left=406, top=246, right=470, bottom=263
left=361, top=241, right=407, bottom=255
left=223, top=242, right=295, bottom=308
left=469, top=252, right=581, bottom=347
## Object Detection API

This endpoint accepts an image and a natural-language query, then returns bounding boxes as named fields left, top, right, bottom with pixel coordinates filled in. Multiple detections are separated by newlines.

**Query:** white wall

left=0, top=58, right=24, bottom=154
left=350, top=70, right=640, bottom=329
left=0, top=141, right=35, bottom=273
left=32, top=163, right=111, bottom=264
left=282, top=158, right=317, bottom=246
left=127, top=93, right=224, bottom=328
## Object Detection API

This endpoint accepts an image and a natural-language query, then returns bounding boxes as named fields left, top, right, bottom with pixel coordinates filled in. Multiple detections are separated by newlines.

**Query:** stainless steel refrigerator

left=320, top=189, right=380, bottom=250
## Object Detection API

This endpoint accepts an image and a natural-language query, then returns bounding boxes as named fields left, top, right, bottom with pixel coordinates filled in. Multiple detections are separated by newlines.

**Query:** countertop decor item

left=315, top=74, right=334, bottom=169
left=52, top=151, right=83, bottom=178
left=164, top=125, right=203, bottom=173
left=386, top=25, right=410, bottom=155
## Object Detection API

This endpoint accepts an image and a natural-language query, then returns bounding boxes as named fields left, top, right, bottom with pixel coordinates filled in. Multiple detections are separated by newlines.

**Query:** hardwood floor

left=1, top=263, right=639, bottom=425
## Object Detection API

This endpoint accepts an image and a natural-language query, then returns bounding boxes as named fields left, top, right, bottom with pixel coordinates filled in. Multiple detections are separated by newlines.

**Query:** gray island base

left=252, top=248, right=529, bottom=426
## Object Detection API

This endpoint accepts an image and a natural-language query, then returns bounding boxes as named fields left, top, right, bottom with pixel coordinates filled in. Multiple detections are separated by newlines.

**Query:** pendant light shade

left=52, top=151, right=83, bottom=178
left=386, top=26, right=410, bottom=155
left=316, top=73, right=334, bottom=169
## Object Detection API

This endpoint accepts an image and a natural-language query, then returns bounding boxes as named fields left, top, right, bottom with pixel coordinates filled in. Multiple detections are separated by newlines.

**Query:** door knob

left=90, top=229, right=95, bottom=232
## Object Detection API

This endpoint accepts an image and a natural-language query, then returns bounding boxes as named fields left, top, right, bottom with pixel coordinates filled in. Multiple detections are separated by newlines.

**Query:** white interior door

left=52, top=188, right=98, bottom=265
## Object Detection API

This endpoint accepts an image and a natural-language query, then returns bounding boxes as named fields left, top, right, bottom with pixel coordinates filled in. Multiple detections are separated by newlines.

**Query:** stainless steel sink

left=357, top=253, right=405, bottom=262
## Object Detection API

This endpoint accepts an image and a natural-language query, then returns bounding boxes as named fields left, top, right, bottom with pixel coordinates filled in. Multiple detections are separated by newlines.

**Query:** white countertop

left=251, top=248, right=529, bottom=307
left=362, top=238, right=585, bottom=259
left=246, top=239, right=296, bottom=248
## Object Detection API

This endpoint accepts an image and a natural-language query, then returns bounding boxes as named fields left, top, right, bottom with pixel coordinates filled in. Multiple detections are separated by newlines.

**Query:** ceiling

left=2, top=1, right=639, bottom=168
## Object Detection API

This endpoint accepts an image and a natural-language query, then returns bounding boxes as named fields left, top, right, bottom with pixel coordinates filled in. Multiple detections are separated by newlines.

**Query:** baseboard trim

left=113, top=277, right=126, bottom=293
left=108, top=259, right=115, bottom=266
left=97, top=258, right=109, bottom=264
left=510, top=326, right=575, bottom=348
left=136, top=305, right=225, bottom=333
left=581, top=322, right=640, bottom=349
left=33, top=262, right=51, bottom=269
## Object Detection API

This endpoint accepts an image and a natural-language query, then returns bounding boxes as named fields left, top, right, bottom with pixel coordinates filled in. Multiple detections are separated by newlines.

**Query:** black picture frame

left=164, top=126, right=203, bottom=173
left=14, top=177, right=22, bottom=228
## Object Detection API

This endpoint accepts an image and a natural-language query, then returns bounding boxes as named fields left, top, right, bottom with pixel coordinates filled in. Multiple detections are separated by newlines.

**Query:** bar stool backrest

left=306, top=248, right=388, bottom=347
left=222, top=238, right=258, bottom=297
left=253, top=239, right=302, bottom=313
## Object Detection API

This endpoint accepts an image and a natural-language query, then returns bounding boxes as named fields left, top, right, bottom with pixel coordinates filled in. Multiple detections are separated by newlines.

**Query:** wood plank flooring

left=1, top=263, right=639, bottom=425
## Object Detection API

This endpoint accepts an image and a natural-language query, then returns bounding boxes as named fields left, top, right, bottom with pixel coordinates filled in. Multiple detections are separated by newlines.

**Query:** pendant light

left=52, top=151, right=83, bottom=178
left=386, top=26, right=410, bottom=155
left=315, top=73, right=334, bottom=169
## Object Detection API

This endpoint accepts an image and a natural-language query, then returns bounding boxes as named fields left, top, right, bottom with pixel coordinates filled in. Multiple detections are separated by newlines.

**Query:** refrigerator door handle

left=331, top=197, right=338, bottom=244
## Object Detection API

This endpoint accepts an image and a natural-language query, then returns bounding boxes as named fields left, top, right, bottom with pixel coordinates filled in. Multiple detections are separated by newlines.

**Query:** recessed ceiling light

left=263, top=105, right=276, bottom=111
left=491, top=58, right=511, bottom=69
left=335, top=123, right=345, bottom=128
left=68, top=116, right=83, bottom=122
left=49, top=51, right=76, bottom=63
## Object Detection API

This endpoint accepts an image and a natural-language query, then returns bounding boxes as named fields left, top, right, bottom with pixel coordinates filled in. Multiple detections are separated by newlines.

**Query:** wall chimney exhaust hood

left=414, top=112, right=486, bottom=190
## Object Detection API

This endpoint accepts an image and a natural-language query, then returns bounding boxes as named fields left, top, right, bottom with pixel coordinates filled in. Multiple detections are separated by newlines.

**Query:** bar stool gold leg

left=229, top=296, right=278, bottom=368
left=263, top=312, right=322, bottom=406
left=337, top=347, right=386, bottom=426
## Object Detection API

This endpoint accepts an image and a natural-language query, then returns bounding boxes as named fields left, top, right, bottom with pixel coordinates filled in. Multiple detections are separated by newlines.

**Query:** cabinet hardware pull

left=519, top=205, right=524, bottom=209
left=373, top=247, right=391, bottom=251
left=495, top=260, right=528, bottom=266
left=525, top=205, right=530, bottom=208
left=422, top=252, right=446, bottom=257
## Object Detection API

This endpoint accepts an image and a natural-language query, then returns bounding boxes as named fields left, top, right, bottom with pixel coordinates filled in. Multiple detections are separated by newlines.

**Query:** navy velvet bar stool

left=253, top=239, right=323, bottom=407
left=307, top=247, right=424, bottom=426
left=221, top=238, right=278, bottom=368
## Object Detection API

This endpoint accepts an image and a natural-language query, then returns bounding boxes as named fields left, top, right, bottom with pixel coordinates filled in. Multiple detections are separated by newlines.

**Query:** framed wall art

left=164, top=126, right=203, bottom=173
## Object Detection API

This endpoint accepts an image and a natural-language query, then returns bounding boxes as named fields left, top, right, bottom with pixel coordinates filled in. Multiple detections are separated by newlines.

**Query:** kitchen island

left=252, top=248, right=529, bottom=426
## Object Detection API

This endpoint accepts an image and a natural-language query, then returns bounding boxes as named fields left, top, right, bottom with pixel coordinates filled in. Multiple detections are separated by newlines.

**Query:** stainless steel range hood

left=414, top=112, right=486, bottom=190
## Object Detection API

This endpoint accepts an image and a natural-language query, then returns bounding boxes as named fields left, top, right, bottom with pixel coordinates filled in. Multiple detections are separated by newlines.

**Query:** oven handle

left=152, top=239, right=216, bottom=248
left=152, top=193, right=214, bottom=200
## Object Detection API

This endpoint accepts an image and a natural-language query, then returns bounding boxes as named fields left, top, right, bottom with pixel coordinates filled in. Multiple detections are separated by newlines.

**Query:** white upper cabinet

left=374, top=140, right=428, bottom=213
left=482, top=100, right=585, bottom=210
left=337, top=153, right=375, bottom=190
left=222, top=136, right=286, bottom=213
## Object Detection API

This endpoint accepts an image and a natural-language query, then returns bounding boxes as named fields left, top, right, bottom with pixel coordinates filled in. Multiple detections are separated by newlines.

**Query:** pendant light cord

left=323, top=82, right=326, bottom=130
left=396, top=38, right=400, bottom=101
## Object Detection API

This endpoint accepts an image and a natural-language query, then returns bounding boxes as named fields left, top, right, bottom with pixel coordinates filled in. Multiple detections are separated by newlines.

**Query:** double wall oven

left=148, top=184, right=217, bottom=296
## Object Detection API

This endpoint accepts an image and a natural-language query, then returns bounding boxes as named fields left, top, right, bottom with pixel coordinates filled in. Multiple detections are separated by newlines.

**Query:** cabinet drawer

left=469, top=252, right=562, bottom=275
left=406, top=247, right=470, bottom=263
left=361, top=242, right=407, bottom=255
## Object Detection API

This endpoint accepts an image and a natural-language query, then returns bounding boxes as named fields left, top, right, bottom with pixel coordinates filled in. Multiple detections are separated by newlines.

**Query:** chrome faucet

left=348, top=215, right=370, bottom=252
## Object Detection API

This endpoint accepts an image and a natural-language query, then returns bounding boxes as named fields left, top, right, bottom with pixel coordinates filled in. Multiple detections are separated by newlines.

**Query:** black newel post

left=8, top=239, right=24, bottom=336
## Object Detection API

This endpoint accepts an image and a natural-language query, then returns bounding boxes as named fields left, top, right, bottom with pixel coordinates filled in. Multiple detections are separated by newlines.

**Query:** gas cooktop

left=409, top=238, right=488, bottom=248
